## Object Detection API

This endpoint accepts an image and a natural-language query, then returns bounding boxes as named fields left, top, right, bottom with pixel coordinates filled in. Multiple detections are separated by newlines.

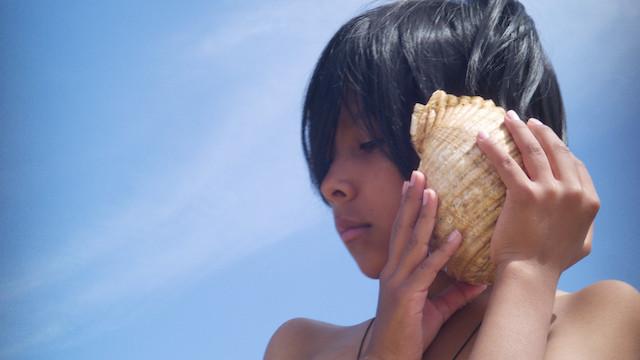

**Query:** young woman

left=265, top=0, right=640, bottom=358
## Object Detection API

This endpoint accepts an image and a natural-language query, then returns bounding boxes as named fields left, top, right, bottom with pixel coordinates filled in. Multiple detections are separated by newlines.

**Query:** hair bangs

left=303, top=0, right=565, bottom=205
left=302, top=11, right=413, bottom=202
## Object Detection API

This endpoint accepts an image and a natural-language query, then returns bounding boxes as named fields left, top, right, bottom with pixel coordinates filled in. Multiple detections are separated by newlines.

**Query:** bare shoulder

left=264, top=317, right=354, bottom=360
left=557, top=280, right=640, bottom=319
left=547, top=280, right=640, bottom=359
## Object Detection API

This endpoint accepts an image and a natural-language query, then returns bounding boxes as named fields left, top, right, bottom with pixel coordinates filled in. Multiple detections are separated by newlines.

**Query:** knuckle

left=418, top=258, right=430, bottom=271
left=525, top=143, right=545, bottom=157
left=399, top=193, right=412, bottom=210
left=553, top=141, right=572, bottom=155
left=563, top=185, right=583, bottom=202
left=406, top=236, right=418, bottom=250
left=582, top=241, right=593, bottom=256
left=419, top=259, right=438, bottom=277
left=404, top=184, right=418, bottom=200
left=417, top=238, right=429, bottom=252
left=500, top=154, right=514, bottom=169
left=540, top=183, right=561, bottom=202
left=585, top=196, right=601, bottom=215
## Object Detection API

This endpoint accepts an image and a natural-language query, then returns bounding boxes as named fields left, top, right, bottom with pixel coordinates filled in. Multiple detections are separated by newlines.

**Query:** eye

left=359, top=138, right=384, bottom=153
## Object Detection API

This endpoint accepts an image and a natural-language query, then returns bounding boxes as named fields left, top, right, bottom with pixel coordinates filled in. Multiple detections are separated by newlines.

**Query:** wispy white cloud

left=2, top=0, right=369, bottom=356
left=3, top=0, right=373, bottom=309
left=196, top=1, right=368, bottom=57
left=524, top=0, right=639, bottom=67
left=522, top=0, right=639, bottom=138
left=8, top=0, right=633, bottom=356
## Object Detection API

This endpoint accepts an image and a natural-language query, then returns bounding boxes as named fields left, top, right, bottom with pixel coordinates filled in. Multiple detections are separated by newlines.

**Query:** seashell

left=409, top=90, right=523, bottom=284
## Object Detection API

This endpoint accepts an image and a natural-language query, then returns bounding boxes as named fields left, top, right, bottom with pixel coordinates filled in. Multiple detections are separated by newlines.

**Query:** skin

left=264, top=107, right=640, bottom=360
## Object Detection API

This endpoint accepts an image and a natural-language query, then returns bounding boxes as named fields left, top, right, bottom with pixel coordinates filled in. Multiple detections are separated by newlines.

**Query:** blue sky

left=1, top=0, right=639, bottom=359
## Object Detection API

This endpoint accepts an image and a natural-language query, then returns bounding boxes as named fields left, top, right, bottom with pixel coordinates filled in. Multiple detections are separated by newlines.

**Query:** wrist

left=474, top=260, right=560, bottom=359
left=495, top=260, right=561, bottom=288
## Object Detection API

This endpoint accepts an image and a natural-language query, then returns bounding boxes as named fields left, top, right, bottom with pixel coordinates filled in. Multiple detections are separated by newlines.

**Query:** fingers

left=386, top=171, right=460, bottom=293
left=394, top=188, right=438, bottom=279
left=503, top=111, right=553, bottom=181
left=476, top=111, right=587, bottom=193
left=526, top=118, right=580, bottom=187
left=386, top=171, right=427, bottom=272
left=406, top=230, right=463, bottom=290
left=476, top=130, right=529, bottom=190
left=430, top=282, right=487, bottom=323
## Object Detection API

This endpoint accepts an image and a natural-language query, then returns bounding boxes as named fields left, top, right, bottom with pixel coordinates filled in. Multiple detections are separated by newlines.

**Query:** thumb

left=430, top=282, right=487, bottom=323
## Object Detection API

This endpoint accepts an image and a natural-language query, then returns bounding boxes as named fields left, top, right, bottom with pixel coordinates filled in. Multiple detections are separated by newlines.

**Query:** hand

left=362, top=170, right=487, bottom=360
left=476, top=111, right=600, bottom=277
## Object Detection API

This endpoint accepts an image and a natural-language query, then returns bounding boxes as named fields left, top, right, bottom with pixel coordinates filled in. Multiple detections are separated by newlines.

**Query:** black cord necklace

left=356, top=317, right=375, bottom=359
left=452, top=320, right=482, bottom=360
left=356, top=317, right=482, bottom=360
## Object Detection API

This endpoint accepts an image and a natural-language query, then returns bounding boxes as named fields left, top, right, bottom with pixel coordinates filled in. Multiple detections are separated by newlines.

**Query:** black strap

left=356, top=317, right=480, bottom=359
left=356, top=317, right=375, bottom=359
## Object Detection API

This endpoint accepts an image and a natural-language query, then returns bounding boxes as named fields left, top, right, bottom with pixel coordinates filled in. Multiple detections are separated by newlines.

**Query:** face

left=320, top=105, right=405, bottom=278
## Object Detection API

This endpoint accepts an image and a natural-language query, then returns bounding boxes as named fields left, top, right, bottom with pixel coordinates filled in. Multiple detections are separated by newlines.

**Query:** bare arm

left=471, top=273, right=640, bottom=360
left=471, top=111, right=600, bottom=359
left=469, top=262, right=559, bottom=359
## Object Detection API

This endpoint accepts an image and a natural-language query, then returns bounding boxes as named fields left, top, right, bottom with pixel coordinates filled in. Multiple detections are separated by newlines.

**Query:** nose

left=320, top=160, right=357, bottom=206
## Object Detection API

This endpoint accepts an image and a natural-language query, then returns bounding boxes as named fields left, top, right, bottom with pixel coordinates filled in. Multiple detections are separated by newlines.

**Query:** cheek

left=368, top=168, right=404, bottom=227
left=371, top=185, right=403, bottom=244
left=382, top=184, right=403, bottom=224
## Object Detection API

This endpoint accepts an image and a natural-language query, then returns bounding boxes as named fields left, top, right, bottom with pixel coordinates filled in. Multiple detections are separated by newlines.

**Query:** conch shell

left=410, top=90, right=523, bottom=284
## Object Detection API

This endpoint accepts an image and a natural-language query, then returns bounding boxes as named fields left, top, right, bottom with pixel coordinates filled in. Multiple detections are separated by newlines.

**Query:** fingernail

left=447, top=230, right=461, bottom=245
left=528, top=118, right=542, bottom=126
left=477, top=131, right=488, bottom=141
left=410, top=171, right=417, bottom=186
left=402, top=181, right=409, bottom=195
left=507, top=110, right=521, bottom=122
left=422, top=189, right=429, bottom=206
left=471, top=284, right=489, bottom=293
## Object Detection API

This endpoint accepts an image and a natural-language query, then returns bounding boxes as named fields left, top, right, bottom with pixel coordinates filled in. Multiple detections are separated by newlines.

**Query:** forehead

left=336, top=100, right=377, bottom=139
left=336, top=109, right=367, bottom=144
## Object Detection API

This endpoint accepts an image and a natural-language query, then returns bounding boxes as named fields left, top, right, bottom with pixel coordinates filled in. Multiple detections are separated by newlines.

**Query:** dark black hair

left=302, top=0, right=565, bottom=204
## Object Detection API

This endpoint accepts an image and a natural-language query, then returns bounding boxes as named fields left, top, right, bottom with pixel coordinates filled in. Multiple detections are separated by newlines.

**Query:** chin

left=356, top=258, right=384, bottom=279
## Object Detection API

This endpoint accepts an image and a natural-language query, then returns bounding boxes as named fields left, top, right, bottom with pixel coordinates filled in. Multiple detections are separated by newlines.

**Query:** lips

left=335, top=216, right=371, bottom=243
